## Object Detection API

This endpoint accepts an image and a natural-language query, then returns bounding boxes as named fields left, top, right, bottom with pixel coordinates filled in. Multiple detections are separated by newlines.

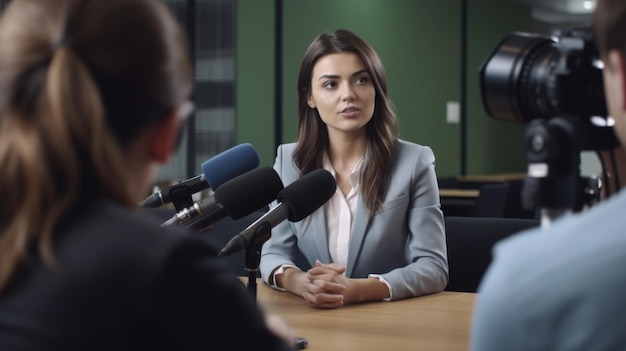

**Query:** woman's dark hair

left=0, top=0, right=193, bottom=291
left=294, top=29, right=398, bottom=214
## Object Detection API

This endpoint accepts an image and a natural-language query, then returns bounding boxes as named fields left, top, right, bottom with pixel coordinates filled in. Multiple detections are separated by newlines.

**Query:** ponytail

left=0, top=43, right=134, bottom=291
left=0, top=0, right=193, bottom=293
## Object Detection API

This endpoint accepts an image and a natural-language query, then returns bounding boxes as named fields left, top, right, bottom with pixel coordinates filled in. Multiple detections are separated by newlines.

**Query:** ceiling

left=517, top=0, right=595, bottom=24
left=522, top=0, right=596, bottom=14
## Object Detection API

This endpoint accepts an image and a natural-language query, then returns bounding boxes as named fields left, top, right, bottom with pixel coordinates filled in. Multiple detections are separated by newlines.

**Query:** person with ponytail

left=260, top=29, right=448, bottom=309
left=0, top=0, right=293, bottom=349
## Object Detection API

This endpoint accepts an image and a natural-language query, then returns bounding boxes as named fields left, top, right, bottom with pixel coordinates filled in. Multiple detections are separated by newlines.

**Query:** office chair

left=444, top=216, right=539, bottom=292
left=437, top=176, right=460, bottom=189
left=474, top=183, right=510, bottom=217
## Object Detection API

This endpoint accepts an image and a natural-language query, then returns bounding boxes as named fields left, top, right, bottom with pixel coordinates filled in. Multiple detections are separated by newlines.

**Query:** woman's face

left=308, top=52, right=375, bottom=137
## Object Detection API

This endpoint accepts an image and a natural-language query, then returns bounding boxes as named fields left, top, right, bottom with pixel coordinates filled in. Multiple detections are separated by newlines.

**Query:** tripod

left=522, top=117, right=601, bottom=227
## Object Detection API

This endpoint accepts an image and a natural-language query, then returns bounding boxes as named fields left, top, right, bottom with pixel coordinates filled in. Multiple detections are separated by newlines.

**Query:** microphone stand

left=244, top=221, right=272, bottom=300
left=241, top=221, right=311, bottom=350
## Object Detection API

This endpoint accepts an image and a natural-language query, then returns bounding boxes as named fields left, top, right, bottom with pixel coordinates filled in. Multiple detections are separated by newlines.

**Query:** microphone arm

left=162, top=184, right=196, bottom=212
left=140, top=174, right=206, bottom=211
left=218, top=204, right=287, bottom=256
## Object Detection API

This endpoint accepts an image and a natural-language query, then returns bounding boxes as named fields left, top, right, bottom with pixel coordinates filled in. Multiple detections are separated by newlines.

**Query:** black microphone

left=218, top=169, right=336, bottom=256
left=163, top=167, right=284, bottom=232
left=139, top=143, right=260, bottom=209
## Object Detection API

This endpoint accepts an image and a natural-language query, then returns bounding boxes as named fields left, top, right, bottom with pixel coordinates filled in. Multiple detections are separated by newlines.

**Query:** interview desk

left=252, top=279, right=477, bottom=351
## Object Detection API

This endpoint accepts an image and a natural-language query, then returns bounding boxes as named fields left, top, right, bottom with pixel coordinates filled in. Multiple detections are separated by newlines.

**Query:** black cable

left=597, top=149, right=612, bottom=198
left=610, top=148, right=621, bottom=193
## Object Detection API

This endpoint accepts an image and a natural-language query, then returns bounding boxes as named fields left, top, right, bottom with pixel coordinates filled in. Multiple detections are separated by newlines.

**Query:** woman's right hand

left=281, top=264, right=347, bottom=309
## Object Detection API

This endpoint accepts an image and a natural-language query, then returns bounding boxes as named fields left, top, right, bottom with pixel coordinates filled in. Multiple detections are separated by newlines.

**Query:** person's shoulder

left=277, top=142, right=297, bottom=155
left=274, top=142, right=300, bottom=178
left=394, top=139, right=435, bottom=169
left=93, top=200, right=196, bottom=240
left=479, top=193, right=626, bottom=339
left=59, top=200, right=216, bottom=268
left=474, top=190, right=626, bottom=350
left=489, top=225, right=545, bottom=266
left=489, top=190, right=626, bottom=284
left=496, top=190, right=626, bottom=256
left=396, top=139, right=434, bottom=156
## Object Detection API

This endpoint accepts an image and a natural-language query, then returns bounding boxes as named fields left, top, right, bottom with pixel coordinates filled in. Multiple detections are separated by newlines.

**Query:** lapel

left=346, top=196, right=370, bottom=276
left=310, top=205, right=332, bottom=264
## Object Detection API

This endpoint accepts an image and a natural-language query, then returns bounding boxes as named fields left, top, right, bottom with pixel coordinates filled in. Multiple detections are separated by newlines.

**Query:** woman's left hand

left=303, top=260, right=355, bottom=308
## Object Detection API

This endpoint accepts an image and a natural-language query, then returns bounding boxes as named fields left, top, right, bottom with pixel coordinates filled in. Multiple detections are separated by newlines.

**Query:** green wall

left=466, top=0, right=531, bottom=174
left=280, top=0, right=461, bottom=177
left=235, top=0, right=276, bottom=166
left=237, top=0, right=531, bottom=176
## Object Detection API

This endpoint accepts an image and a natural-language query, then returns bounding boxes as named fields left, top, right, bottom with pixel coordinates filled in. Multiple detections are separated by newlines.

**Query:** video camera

left=479, top=26, right=619, bottom=222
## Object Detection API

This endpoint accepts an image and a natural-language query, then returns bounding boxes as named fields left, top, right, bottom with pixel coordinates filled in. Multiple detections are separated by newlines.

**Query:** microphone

left=160, top=196, right=219, bottom=227
left=139, top=143, right=259, bottom=209
left=162, top=166, right=284, bottom=232
left=219, top=169, right=336, bottom=256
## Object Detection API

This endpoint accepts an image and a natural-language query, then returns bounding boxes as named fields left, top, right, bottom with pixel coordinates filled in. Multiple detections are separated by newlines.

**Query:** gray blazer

left=260, top=139, right=448, bottom=300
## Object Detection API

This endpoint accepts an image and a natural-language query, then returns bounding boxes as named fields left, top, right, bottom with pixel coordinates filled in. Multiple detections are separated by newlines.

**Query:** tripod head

left=522, top=117, right=602, bottom=226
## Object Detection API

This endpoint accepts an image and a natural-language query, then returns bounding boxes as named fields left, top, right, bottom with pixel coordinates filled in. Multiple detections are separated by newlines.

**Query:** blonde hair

left=0, top=0, right=192, bottom=291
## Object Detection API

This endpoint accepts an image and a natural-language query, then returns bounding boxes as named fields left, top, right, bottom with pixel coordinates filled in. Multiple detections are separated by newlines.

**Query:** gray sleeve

left=379, top=145, right=448, bottom=299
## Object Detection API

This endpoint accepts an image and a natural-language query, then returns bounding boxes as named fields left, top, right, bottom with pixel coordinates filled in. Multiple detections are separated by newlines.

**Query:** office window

left=0, top=0, right=237, bottom=183
left=163, top=0, right=237, bottom=181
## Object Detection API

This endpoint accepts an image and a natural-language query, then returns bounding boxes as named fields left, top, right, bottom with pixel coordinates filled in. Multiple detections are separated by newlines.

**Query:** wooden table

left=252, top=280, right=477, bottom=351
left=439, top=189, right=480, bottom=198
left=456, top=173, right=527, bottom=183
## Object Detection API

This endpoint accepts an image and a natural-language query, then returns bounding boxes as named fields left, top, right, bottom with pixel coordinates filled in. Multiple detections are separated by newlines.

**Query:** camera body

left=480, top=26, right=619, bottom=216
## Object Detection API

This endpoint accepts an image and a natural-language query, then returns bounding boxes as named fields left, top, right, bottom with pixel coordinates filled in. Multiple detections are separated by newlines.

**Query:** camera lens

left=479, top=33, right=556, bottom=123
left=479, top=26, right=618, bottom=150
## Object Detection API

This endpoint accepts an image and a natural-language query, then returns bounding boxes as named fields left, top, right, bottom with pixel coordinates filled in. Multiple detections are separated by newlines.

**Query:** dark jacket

left=0, top=200, right=292, bottom=351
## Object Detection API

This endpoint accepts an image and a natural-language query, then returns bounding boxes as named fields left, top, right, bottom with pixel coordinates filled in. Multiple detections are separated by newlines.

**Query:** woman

left=260, top=29, right=448, bottom=309
left=0, top=0, right=292, bottom=349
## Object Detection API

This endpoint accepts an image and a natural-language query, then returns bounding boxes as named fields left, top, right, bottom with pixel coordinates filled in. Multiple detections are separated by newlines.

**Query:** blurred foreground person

left=471, top=0, right=626, bottom=349
left=0, top=0, right=293, bottom=349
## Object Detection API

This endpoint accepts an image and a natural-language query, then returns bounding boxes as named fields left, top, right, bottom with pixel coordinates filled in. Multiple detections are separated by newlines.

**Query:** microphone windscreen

left=214, top=166, right=284, bottom=219
left=277, top=169, right=336, bottom=222
left=201, top=143, right=260, bottom=189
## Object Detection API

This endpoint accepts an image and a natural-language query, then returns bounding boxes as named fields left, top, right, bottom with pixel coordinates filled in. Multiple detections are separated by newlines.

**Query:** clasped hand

left=300, top=260, right=353, bottom=309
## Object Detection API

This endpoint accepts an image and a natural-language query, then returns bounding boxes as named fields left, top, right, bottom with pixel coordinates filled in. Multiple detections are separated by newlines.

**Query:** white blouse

left=323, top=156, right=363, bottom=268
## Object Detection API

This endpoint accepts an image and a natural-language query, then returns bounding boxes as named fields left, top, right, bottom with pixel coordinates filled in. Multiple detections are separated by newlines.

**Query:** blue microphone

left=139, top=143, right=259, bottom=209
